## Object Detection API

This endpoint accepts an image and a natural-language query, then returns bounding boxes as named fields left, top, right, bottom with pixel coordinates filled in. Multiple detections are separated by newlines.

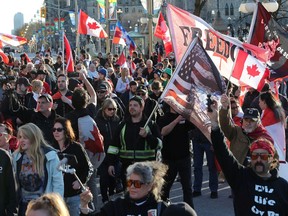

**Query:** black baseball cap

left=162, top=202, right=197, bottom=216
left=136, top=84, right=148, bottom=93
left=243, top=108, right=260, bottom=121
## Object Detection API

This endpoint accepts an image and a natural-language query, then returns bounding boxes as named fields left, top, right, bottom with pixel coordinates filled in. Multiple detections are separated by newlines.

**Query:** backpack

left=78, top=115, right=105, bottom=169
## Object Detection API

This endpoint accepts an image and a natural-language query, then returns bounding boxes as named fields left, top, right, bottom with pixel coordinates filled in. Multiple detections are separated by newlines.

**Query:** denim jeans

left=192, top=142, right=218, bottom=192
left=162, top=156, right=194, bottom=208
left=65, top=195, right=80, bottom=216
left=86, top=168, right=98, bottom=212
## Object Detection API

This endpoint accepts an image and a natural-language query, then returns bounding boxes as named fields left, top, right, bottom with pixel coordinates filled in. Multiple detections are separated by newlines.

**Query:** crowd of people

left=0, top=47, right=287, bottom=216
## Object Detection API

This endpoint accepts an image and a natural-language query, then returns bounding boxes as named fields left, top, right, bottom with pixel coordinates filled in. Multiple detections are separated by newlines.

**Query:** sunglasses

left=97, top=91, right=106, bottom=94
left=107, top=108, right=116, bottom=111
left=127, top=179, right=145, bottom=188
left=231, top=106, right=239, bottom=110
left=136, top=92, right=146, bottom=96
left=251, top=153, right=271, bottom=161
left=52, top=128, right=64, bottom=132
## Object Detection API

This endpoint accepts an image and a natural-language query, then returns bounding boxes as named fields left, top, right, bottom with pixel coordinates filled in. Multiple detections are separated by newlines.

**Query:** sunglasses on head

left=52, top=128, right=64, bottom=132
left=107, top=107, right=116, bottom=111
left=251, top=153, right=271, bottom=161
left=127, top=179, right=145, bottom=188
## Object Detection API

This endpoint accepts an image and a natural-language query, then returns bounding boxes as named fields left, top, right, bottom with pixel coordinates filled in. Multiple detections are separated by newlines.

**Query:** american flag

left=160, top=38, right=225, bottom=141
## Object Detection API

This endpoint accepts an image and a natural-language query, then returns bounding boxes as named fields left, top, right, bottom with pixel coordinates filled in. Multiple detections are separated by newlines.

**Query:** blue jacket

left=12, top=145, right=64, bottom=200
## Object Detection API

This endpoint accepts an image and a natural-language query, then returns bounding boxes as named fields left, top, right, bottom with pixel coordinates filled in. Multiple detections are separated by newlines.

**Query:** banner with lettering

left=166, top=4, right=269, bottom=86
left=248, top=2, right=288, bottom=81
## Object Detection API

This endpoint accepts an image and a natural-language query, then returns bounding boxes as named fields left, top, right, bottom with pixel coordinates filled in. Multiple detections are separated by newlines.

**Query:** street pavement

left=96, top=163, right=235, bottom=216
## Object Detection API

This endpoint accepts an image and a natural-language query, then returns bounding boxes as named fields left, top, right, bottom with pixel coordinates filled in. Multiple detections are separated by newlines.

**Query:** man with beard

left=107, top=96, right=162, bottom=189
left=219, top=94, right=273, bottom=165
left=52, top=74, right=74, bottom=117
left=208, top=102, right=288, bottom=216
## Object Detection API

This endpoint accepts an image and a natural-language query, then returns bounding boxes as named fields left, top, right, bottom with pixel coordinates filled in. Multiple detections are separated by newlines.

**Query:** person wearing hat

left=135, top=84, right=158, bottom=121
left=155, top=62, right=164, bottom=70
left=209, top=100, right=288, bottom=216
left=162, top=68, right=172, bottom=89
left=35, top=69, right=52, bottom=95
left=93, top=68, right=114, bottom=92
left=219, top=94, right=273, bottom=166
left=107, top=96, right=162, bottom=190
left=8, top=91, right=59, bottom=145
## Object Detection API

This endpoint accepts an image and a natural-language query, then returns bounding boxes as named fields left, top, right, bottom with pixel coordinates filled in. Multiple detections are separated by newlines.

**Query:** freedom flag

left=0, top=33, right=27, bottom=48
left=160, top=38, right=226, bottom=141
left=231, top=49, right=270, bottom=91
left=78, top=10, right=108, bottom=38
left=63, top=34, right=74, bottom=73
left=112, top=21, right=136, bottom=54
left=154, top=12, right=173, bottom=56
left=166, top=4, right=269, bottom=85
left=248, top=2, right=288, bottom=80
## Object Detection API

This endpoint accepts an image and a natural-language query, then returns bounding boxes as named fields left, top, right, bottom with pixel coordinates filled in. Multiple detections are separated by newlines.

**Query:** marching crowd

left=0, top=48, right=287, bottom=216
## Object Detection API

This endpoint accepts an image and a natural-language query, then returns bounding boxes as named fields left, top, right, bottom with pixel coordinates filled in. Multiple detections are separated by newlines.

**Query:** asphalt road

left=95, top=163, right=235, bottom=216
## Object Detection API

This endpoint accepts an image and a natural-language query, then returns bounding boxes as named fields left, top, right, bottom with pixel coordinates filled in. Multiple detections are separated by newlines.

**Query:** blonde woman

left=25, top=79, right=43, bottom=109
left=26, top=193, right=69, bottom=216
left=115, top=67, right=133, bottom=96
left=12, top=123, right=64, bottom=216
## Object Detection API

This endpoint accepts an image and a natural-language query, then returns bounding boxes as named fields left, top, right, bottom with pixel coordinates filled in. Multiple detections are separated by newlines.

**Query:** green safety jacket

left=107, top=117, right=162, bottom=163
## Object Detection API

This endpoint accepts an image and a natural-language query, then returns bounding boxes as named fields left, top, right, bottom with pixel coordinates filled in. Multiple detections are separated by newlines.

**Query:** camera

left=0, top=75, right=16, bottom=85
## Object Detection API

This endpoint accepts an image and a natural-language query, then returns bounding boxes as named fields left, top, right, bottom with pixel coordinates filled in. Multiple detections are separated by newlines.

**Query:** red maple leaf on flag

left=247, top=64, right=260, bottom=78
left=84, top=125, right=104, bottom=154
left=87, top=22, right=100, bottom=30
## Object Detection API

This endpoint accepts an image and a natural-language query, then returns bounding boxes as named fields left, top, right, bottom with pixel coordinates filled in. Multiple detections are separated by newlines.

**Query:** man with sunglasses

left=208, top=101, right=288, bottom=216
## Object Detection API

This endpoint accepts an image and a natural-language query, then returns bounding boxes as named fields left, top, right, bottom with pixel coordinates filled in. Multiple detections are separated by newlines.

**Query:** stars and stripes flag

left=0, top=33, right=27, bottom=48
left=160, top=37, right=226, bottom=141
left=78, top=10, right=108, bottom=38
left=63, top=34, right=74, bottom=73
left=112, top=21, right=136, bottom=54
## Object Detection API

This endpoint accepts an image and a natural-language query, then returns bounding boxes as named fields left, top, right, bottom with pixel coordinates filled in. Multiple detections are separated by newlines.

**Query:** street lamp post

left=147, top=0, right=153, bottom=58
left=239, top=0, right=279, bottom=13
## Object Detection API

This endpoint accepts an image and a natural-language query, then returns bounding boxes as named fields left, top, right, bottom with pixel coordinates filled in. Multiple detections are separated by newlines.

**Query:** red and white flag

left=0, top=49, right=9, bottom=64
left=160, top=38, right=226, bottom=141
left=261, top=108, right=286, bottom=161
left=154, top=12, right=173, bottom=56
left=231, top=49, right=270, bottom=91
left=78, top=10, right=108, bottom=38
left=116, top=51, right=128, bottom=68
left=166, top=4, right=269, bottom=86
left=0, top=33, right=27, bottom=48
left=63, top=34, right=74, bottom=73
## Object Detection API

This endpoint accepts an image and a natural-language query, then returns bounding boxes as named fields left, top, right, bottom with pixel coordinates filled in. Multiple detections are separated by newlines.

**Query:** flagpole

left=75, top=1, right=79, bottom=60
left=144, top=103, right=159, bottom=129
left=62, top=31, right=65, bottom=74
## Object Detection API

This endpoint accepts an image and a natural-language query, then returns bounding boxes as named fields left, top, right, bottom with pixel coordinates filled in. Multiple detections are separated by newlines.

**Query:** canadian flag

left=0, top=33, right=27, bottom=48
left=0, top=49, right=9, bottom=64
left=78, top=10, right=108, bottom=38
left=232, top=49, right=270, bottom=91
left=116, top=51, right=128, bottom=68
left=154, top=12, right=173, bottom=56
left=63, top=34, right=74, bottom=73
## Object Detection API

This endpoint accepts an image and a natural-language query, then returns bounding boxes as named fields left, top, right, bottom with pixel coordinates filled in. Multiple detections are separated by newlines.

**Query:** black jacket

left=212, top=128, right=288, bottom=216
left=0, top=149, right=18, bottom=216
left=80, top=193, right=167, bottom=216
